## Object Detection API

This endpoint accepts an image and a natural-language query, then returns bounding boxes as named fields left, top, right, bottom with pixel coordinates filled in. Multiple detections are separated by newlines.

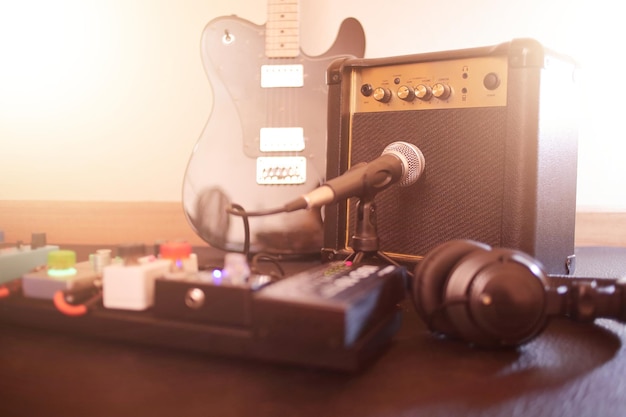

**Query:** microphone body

left=285, top=141, right=424, bottom=212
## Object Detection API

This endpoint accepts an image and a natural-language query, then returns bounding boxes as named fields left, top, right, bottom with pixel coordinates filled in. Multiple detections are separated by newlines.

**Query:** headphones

left=411, top=239, right=626, bottom=348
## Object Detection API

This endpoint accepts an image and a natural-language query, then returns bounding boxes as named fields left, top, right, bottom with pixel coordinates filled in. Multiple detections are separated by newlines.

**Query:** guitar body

left=183, top=15, right=365, bottom=254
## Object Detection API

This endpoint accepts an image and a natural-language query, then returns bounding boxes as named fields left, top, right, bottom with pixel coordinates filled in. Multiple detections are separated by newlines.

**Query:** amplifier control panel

left=350, top=55, right=508, bottom=113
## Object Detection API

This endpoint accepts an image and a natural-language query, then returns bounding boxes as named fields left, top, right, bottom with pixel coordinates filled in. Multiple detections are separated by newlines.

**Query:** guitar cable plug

left=53, top=280, right=103, bottom=317
left=0, top=279, right=22, bottom=299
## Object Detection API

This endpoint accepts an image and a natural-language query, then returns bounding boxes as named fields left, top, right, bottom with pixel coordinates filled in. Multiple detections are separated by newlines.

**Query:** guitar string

left=264, top=13, right=300, bottom=188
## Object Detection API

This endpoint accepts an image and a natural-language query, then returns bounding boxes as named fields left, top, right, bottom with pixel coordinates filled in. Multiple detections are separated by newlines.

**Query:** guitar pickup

left=260, top=127, right=305, bottom=152
left=260, top=64, right=304, bottom=88
left=256, top=157, right=306, bottom=185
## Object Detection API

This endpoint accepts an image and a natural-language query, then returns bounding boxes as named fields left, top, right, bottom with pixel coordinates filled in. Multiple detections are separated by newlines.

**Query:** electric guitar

left=182, top=1, right=365, bottom=254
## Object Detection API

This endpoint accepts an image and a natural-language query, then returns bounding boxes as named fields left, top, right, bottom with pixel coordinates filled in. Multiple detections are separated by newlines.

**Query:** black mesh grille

left=347, top=107, right=508, bottom=256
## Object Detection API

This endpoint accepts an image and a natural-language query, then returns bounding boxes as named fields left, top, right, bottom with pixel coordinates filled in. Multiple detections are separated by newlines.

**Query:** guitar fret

left=266, top=26, right=299, bottom=34
left=266, top=36, right=298, bottom=48
left=267, top=18, right=298, bottom=25
left=266, top=21, right=298, bottom=29
left=268, top=4, right=297, bottom=13
left=267, top=15, right=298, bottom=25
left=266, top=0, right=300, bottom=58
left=266, top=27, right=299, bottom=33
left=266, top=42, right=299, bottom=50
left=266, top=32, right=298, bottom=40
left=267, top=0, right=298, bottom=6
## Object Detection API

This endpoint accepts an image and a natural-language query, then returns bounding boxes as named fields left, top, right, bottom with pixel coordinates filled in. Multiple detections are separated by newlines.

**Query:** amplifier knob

left=373, top=87, right=392, bottom=103
left=415, top=84, right=433, bottom=101
left=397, top=85, right=415, bottom=101
left=432, top=83, right=452, bottom=100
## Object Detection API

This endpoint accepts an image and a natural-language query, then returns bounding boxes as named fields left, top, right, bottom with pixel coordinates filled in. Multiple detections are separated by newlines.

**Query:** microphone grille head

left=383, top=141, right=426, bottom=186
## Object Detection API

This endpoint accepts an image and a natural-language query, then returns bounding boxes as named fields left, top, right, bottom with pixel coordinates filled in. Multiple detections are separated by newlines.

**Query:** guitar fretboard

left=265, top=0, right=299, bottom=58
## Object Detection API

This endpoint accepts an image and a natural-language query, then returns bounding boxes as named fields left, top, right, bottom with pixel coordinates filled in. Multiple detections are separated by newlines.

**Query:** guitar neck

left=265, top=0, right=300, bottom=58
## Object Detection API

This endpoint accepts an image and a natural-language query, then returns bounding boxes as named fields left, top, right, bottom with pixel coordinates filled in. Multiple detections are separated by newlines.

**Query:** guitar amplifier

left=322, top=39, right=579, bottom=275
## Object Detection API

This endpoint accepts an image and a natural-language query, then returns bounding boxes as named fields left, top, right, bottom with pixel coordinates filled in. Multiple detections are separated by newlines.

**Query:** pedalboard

left=0, top=240, right=407, bottom=371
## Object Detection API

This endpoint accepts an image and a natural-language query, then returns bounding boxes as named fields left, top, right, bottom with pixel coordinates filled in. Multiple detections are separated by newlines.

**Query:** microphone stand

left=346, top=195, right=402, bottom=268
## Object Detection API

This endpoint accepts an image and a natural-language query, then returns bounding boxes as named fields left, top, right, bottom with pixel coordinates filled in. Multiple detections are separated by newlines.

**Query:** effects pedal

left=154, top=260, right=406, bottom=351
left=0, top=233, right=59, bottom=285
left=102, top=241, right=198, bottom=311
left=22, top=249, right=98, bottom=300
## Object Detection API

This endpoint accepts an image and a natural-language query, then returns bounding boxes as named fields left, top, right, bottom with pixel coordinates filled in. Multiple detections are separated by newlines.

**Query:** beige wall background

left=0, top=0, right=624, bottom=245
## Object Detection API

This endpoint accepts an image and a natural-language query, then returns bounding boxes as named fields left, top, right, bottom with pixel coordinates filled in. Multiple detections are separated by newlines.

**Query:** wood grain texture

left=0, top=200, right=204, bottom=246
left=1, top=200, right=625, bottom=247
left=575, top=211, right=626, bottom=247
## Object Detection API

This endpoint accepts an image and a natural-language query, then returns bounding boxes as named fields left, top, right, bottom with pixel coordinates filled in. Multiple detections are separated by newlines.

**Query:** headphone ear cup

left=412, top=239, right=492, bottom=337
left=444, top=248, right=550, bottom=347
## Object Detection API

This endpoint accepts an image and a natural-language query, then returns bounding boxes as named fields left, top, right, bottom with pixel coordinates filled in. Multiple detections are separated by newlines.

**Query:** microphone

left=285, top=141, right=425, bottom=212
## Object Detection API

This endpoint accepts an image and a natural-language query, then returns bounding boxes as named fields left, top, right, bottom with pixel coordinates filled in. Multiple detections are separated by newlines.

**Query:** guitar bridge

left=256, top=157, right=306, bottom=185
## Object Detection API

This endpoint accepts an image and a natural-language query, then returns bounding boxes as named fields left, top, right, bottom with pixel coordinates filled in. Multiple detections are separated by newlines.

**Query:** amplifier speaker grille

left=349, top=108, right=507, bottom=255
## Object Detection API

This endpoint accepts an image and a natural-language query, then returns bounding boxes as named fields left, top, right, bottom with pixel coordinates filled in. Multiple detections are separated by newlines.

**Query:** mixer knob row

left=362, top=83, right=452, bottom=102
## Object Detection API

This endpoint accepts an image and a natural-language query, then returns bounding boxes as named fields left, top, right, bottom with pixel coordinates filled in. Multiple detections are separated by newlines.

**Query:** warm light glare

left=0, top=0, right=624, bottom=209
left=0, top=1, right=115, bottom=121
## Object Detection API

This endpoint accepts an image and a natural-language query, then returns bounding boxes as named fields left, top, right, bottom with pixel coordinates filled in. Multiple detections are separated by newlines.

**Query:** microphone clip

left=345, top=195, right=406, bottom=274
left=352, top=198, right=380, bottom=253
